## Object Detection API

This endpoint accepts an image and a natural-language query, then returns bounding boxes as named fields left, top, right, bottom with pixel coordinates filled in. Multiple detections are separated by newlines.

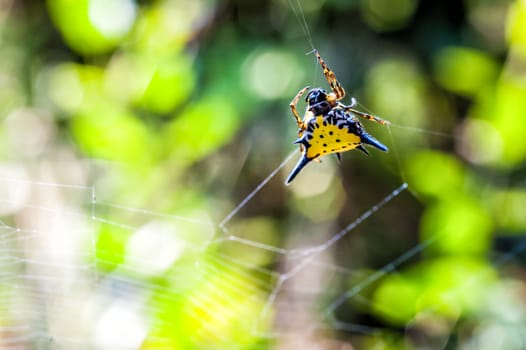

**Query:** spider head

left=306, top=88, right=327, bottom=105
left=306, top=88, right=333, bottom=115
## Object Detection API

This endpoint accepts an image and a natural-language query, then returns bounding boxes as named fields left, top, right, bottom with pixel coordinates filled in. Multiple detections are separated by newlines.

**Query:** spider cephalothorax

left=286, top=50, right=390, bottom=185
left=305, top=88, right=333, bottom=116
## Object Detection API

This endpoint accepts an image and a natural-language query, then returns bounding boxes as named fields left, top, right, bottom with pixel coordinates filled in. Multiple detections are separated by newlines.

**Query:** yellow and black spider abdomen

left=286, top=109, right=388, bottom=184
left=303, top=115, right=362, bottom=159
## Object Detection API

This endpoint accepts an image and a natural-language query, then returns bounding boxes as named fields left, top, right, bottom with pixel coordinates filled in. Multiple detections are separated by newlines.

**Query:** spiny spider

left=286, top=49, right=390, bottom=185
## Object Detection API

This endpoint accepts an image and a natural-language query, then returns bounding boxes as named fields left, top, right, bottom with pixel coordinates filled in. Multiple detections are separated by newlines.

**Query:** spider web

left=1, top=131, right=522, bottom=349
left=1, top=1, right=525, bottom=350
left=0, top=124, right=520, bottom=350
left=0, top=159, right=414, bottom=348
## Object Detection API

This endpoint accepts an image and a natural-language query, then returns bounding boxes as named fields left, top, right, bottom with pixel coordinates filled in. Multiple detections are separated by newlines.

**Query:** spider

left=285, top=49, right=390, bottom=184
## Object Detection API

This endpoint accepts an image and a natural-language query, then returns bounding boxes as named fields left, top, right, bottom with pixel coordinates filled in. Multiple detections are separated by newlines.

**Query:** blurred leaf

left=95, top=223, right=128, bottom=272
left=47, top=0, right=136, bottom=55
left=421, top=196, right=493, bottom=256
left=405, top=151, right=466, bottom=199
left=433, top=47, right=499, bottom=97
left=149, top=259, right=269, bottom=349
left=46, top=63, right=108, bottom=114
left=242, top=48, right=306, bottom=100
left=134, top=1, right=214, bottom=54
left=491, top=78, right=526, bottom=165
left=365, top=59, right=428, bottom=132
left=45, top=63, right=85, bottom=113
left=179, top=266, right=268, bottom=347
left=507, top=0, right=526, bottom=56
left=71, top=107, right=152, bottom=165
left=139, top=53, right=195, bottom=114
left=372, top=274, right=421, bottom=325
left=416, top=257, right=496, bottom=316
left=458, top=118, right=503, bottom=165
left=373, top=257, right=496, bottom=324
left=491, top=189, right=526, bottom=232
left=164, top=96, right=240, bottom=167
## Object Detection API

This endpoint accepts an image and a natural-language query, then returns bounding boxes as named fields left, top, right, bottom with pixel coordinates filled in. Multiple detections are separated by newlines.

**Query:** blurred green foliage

left=2, top=0, right=526, bottom=349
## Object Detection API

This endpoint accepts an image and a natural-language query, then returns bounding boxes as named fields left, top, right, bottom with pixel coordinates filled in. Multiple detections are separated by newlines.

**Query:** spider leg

left=290, top=86, right=310, bottom=130
left=313, top=49, right=346, bottom=100
left=342, top=105, right=391, bottom=126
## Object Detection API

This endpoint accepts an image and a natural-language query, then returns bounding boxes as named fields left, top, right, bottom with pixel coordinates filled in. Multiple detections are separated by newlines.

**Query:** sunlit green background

left=1, top=0, right=526, bottom=349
